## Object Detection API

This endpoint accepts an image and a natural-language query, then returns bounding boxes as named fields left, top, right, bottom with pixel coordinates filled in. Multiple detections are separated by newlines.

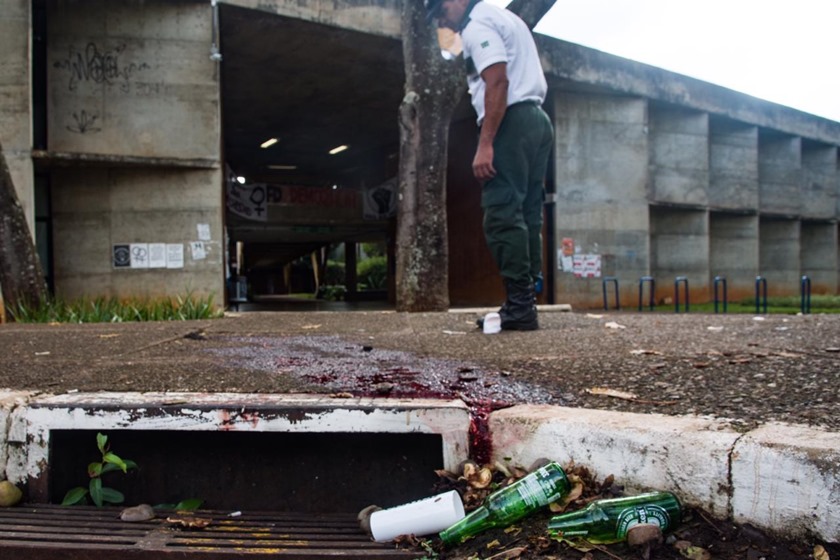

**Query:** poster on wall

left=148, top=243, right=167, bottom=268
left=573, top=254, right=601, bottom=278
left=363, top=178, right=397, bottom=220
left=166, top=244, right=184, bottom=269
left=113, top=245, right=131, bottom=268
left=130, top=244, right=149, bottom=269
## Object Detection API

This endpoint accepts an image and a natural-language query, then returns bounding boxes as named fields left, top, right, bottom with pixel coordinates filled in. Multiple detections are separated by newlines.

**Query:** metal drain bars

left=0, top=505, right=423, bottom=559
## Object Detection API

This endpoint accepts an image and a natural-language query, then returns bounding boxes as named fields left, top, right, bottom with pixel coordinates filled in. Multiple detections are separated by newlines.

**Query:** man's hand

left=473, top=143, right=496, bottom=182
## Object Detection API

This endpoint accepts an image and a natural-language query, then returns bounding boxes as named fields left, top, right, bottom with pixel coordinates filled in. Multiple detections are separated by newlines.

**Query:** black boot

left=500, top=279, right=538, bottom=330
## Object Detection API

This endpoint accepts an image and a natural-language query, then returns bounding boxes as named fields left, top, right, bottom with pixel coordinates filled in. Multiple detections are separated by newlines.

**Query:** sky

left=486, top=0, right=840, bottom=123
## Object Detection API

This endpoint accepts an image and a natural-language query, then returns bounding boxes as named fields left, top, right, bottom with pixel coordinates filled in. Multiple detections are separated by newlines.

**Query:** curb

left=1, top=391, right=837, bottom=542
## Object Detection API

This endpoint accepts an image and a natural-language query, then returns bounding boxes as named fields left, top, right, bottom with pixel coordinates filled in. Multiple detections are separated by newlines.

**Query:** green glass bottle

left=439, top=462, right=570, bottom=546
left=547, top=491, right=681, bottom=544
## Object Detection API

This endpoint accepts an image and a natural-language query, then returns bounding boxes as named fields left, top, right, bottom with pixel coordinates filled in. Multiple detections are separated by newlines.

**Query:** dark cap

left=424, top=0, right=444, bottom=23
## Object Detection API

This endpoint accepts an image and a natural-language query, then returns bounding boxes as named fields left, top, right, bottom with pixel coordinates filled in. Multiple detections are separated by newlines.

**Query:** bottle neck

left=439, top=506, right=491, bottom=546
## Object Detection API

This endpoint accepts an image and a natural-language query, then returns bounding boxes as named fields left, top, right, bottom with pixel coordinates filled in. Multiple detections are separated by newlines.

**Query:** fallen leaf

left=550, top=474, right=584, bottom=512
left=503, top=525, right=521, bottom=535
left=772, top=351, right=801, bottom=358
left=674, top=541, right=711, bottom=560
left=486, top=539, right=502, bottom=550
left=728, top=358, right=752, bottom=365
left=166, top=516, right=211, bottom=529
left=825, top=348, right=840, bottom=353
left=98, top=333, right=120, bottom=339
left=120, top=504, right=155, bottom=522
left=485, top=546, right=528, bottom=560
left=814, top=544, right=829, bottom=560
left=692, top=362, right=711, bottom=369
left=586, top=387, right=638, bottom=400
left=604, top=321, right=626, bottom=329
left=329, top=392, right=354, bottom=398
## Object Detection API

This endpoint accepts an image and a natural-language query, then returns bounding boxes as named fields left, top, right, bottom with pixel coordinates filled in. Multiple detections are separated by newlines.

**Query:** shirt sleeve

left=462, top=19, right=508, bottom=76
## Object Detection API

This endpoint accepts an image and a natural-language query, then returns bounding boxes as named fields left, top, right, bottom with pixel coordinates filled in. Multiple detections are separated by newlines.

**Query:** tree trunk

left=395, top=1, right=464, bottom=312
left=506, top=0, right=557, bottom=30
left=0, top=140, right=48, bottom=320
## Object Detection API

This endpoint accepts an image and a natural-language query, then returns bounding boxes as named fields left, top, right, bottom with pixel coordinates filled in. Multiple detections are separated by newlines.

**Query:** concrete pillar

left=709, top=116, right=759, bottom=210
left=648, top=104, right=709, bottom=206
left=800, top=221, right=838, bottom=294
left=553, top=92, right=648, bottom=308
left=759, top=131, right=801, bottom=216
left=801, top=142, right=837, bottom=220
left=759, top=218, right=800, bottom=296
left=0, top=0, right=35, bottom=231
left=709, top=213, right=759, bottom=301
left=650, top=207, right=709, bottom=304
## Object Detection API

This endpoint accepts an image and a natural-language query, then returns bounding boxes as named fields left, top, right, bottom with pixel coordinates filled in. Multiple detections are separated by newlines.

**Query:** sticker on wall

left=113, top=245, right=131, bottom=268
left=573, top=254, right=601, bottom=278
left=190, top=241, right=207, bottom=260
left=562, top=237, right=574, bottom=256
left=166, top=244, right=184, bottom=269
left=130, top=244, right=149, bottom=269
left=148, top=243, right=167, bottom=268
left=197, top=223, right=211, bottom=241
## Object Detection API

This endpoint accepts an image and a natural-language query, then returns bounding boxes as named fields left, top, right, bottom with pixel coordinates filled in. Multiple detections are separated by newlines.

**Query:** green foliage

left=62, top=432, right=137, bottom=507
left=360, top=242, right=385, bottom=258
left=357, top=256, right=387, bottom=290
left=323, top=260, right=346, bottom=285
left=155, top=498, right=204, bottom=511
left=8, top=292, right=223, bottom=323
left=318, top=285, right=347, bottom=301
left=690, top=295, right=840, bottom=314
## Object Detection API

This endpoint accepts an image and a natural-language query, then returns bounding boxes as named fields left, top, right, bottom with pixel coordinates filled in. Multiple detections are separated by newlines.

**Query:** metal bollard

left=674, top=276, right=689, bottom=313
left=602, top=277, right=620, bottom=311
left=801, top=275, right=811, bottom=314
left=638, top=276, right=656, bottom=311
left=755, top=276, right=768, bottom=314
left=713, top=276, right=727, bottom=314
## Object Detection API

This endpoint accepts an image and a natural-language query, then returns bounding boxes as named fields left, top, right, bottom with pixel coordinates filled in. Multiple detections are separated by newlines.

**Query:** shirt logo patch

left=481, top=40, right=490, bottom=48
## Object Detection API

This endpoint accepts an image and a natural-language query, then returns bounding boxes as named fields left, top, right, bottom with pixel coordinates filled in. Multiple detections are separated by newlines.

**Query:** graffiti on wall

left=54, top=42, right=150, bottom=93
left=66, top=109, right=101, bottom=134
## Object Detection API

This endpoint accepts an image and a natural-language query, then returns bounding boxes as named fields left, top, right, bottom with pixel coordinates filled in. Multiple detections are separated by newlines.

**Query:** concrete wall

left=45, top=0, right=224, bottom=302
left=759, top=219, right=800, bottom=296
left=51, top=167, right=224, bottom=300
left=800, top=221, right=838, bottom=294
left=650, top=207, right=709, bottom=303
left=801, top=142, right=837, bottom=220
left=758, top=131, right=801, bottom=216
left=553, top=92, right=649, bottom=307
left=709, top=213, right=759, bottom=301
left=224, top=0, right=401, bottom=36
left=709, top=117, right=759, bottom=210
left=648, top=104, right=709, bottom=206
left=0, top=0, right=34, bottom=231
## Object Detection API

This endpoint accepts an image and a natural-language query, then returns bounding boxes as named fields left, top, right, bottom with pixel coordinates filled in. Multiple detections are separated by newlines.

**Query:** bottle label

left=615, top=505, right=671, bottom=538
left=515, top=466, right=560, bottom=508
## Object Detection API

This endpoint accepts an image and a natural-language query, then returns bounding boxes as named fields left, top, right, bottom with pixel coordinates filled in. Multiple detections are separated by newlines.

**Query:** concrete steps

left=1, top=391, right=837, bottom=542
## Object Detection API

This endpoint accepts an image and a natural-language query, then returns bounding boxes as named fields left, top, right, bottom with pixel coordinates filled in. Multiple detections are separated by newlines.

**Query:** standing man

left=425, top=0, right=553, bottom=331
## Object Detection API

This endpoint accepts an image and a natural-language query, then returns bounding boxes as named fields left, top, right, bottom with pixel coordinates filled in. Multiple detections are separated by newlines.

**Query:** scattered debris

left=630, top=349, right=663, bottom=356
left=300, top=324, right=321, bottom=330
left=166, top=515, right=211, bottom=529
left=604, top=321, right=626, bottom=329
left=706, top=326, right=724, bottom=332
left=586, top=387, right=638, bottom=401
left=674, top=540, right=712, bottom=560
left=120, top=504, right=155, bottom=522
left=0, top=481, right=23, bottom=507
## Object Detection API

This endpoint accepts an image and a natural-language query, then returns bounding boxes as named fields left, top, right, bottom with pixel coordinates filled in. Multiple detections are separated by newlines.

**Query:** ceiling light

left=236, top=176, right=246, bottom=184
left=267, top=164, right=298, bottom=170
left=328, top=144, right=349, bottom=155
left=260, top=137, right=279, bottom=149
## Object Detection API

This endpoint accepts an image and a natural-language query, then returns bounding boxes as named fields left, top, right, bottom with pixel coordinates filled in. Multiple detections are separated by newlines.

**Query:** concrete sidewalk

left=0, top=309, right=838, bottom=542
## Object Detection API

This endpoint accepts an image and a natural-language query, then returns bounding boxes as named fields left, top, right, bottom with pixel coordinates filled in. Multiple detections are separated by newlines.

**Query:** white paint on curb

left=489, top=405, right=840, bottom=542
left=731, top=422, right=840, bottom=542
left=489, top=405, right=738, bottom=517
left=8, top=392, right=470, bottom=484
left=0, top=391, right=35, bottom=481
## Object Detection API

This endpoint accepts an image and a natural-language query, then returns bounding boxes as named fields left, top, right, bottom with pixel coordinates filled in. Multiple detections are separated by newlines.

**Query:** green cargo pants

left=480, top=101, right=554, bottom=284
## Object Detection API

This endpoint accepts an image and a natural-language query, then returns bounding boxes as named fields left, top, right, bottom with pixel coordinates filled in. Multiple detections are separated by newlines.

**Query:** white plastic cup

left=483, top=312, right=501, bottom=334
left=369, top=490, right=465, bottom=542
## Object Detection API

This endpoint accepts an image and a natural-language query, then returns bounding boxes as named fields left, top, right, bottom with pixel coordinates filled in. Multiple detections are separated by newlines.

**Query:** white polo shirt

left=460, top=1, right=547, bottom=125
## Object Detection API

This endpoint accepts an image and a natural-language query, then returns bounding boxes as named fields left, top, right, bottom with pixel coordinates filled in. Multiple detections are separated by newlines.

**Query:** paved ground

left=2, top=307, right=838, bottom=432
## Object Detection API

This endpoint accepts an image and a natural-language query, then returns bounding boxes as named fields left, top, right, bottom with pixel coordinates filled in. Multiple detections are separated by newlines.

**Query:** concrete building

left=2, top=0, right=839, bottom=310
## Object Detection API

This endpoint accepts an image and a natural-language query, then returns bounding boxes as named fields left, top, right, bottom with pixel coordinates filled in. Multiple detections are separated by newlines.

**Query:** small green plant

left=62, top=433, right=138, bottom=507
left=155, top=498, right=204, bottom=511
left=357, top=256, right=387, bottom=290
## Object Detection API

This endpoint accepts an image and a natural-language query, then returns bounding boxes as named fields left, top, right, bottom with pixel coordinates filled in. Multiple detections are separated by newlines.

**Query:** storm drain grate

left=0, top=505, right=423, bottom=559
